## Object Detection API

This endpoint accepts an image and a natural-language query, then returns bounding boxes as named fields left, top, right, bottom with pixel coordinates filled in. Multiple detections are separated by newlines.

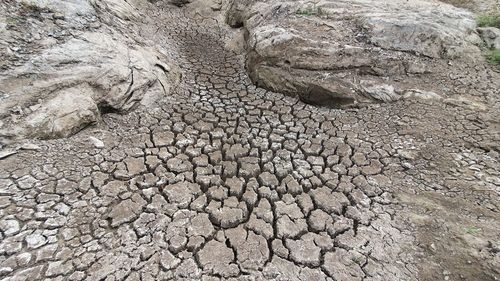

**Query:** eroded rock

left=226, top=0, right=484, bottom=107
left=0, top=0, right=180, bottom=142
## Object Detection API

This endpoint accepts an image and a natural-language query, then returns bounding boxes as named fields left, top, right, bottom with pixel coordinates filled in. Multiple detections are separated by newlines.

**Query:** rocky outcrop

left=0, top=0, right=179, bottom=142
left=226, top=0, right=485, bottom=107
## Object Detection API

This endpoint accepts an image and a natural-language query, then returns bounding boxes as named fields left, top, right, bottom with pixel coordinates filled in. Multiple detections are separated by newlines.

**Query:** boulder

left=0, top=0, right=179, bottom=141
left=226, top=0, right=483, bottom=107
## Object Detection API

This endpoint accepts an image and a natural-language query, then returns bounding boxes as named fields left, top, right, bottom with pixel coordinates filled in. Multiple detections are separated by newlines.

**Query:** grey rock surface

left=225, top=0, right=490, bottom=107
left=478, top=27, right=500, bottom=49
left=0, top=0, right=179, bottom=142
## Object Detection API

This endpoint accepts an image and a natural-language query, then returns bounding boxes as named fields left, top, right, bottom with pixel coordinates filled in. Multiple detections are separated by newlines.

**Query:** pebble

left=19, top=143, right=41, bottom=151
left=89, top=136, right=105, bottom=149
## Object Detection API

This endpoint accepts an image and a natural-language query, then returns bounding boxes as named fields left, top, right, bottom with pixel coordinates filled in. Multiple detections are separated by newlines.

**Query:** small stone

left=360, top=81, right=400, bottom=102
left=89, top=136, right=105, bottom=148
left=53, top=12, right=65, bottom=20
left=19, top=143, right=41, bottom=151
left=403, top=89, right=442, bottom=100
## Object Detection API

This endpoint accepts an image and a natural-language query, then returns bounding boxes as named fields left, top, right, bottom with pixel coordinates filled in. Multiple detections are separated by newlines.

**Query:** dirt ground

left=0, top=1, right=498, bottom=280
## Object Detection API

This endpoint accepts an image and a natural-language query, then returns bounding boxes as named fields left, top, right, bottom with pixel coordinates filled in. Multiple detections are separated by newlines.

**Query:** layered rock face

left=226, top=0, right=485, bottom=106
left=0, top=0, right=179, bottom=141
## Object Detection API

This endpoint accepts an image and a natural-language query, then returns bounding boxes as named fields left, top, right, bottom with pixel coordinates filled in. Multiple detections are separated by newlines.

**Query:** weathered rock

left=478, top=27, right=500, bottom=49
left=90, top=0, right=141, bottom=20
left=18, top=0, right=95, bottom=20
left=226, top=0, right=483, bottom=107
left=24, top=88, right=100, bottom=139
left=89, top=136, right=105, bottom=148
left=18, top=143, right=41, bottom=151
left=0, top=0, right=179, bottom=142
left=360, top=81, right=400, bottom=102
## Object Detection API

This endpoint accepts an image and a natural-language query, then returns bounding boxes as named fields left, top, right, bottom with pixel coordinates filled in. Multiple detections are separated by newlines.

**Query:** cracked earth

left=1, top=3, right=499, bottom=281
